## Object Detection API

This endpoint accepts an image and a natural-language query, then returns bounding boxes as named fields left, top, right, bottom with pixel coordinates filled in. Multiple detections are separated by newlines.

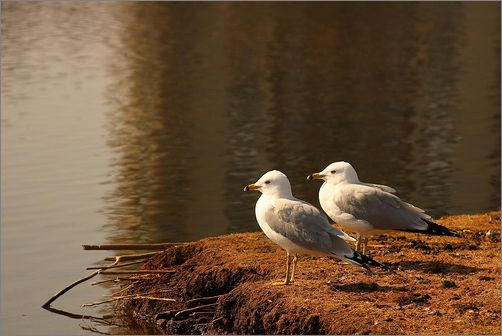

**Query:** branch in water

left=42, top=257, right=123, bottom=307
left=42, top=270, right=102, bottom=308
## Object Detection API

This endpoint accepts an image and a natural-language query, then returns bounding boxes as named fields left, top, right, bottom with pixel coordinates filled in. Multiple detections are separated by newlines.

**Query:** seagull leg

left=362, top=237, right=370, bottom=256
left=272, top=252, right=292, bottom=285
left=355, top=233, right=362, bottom=252
left=290, top=254, right=298, bottom=283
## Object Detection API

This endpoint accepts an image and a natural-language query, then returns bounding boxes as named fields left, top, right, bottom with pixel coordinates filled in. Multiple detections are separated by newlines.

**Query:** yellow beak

left=244, top=183, right=260, bottom=191
left=307, top=172, right=324, bottom=181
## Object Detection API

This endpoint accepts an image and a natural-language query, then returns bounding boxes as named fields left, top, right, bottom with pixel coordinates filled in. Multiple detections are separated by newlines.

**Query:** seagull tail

left=401, top=219, right=459, bottom=237
left=344, top=251, right=390, bottom=272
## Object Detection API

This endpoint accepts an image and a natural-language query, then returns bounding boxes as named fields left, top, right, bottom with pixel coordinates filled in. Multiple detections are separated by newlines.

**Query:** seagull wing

left=264, top=199, right=355, bottom=258
left=334, top=184, right=430, bottom=232
left=362, top=182, right=397, bottom=194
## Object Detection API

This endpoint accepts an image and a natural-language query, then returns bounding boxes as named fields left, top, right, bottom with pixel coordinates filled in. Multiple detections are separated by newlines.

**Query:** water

left=1, top=2, right=499, bottom=335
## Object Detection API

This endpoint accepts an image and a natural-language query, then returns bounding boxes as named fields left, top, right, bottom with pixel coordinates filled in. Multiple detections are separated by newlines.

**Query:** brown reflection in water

left=104, top=2, right=500, bottom=244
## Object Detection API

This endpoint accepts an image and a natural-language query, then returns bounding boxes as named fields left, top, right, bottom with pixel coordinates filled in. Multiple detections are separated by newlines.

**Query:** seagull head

left=244, top=170, right=293, bottom=198
left=307, top=161, right=359, bottom=185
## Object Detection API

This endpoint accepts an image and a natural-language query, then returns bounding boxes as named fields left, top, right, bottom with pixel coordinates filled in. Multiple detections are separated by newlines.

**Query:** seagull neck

left=327, top=179, right=355, bottom=188
left=261, top=189, right=294, bottom=200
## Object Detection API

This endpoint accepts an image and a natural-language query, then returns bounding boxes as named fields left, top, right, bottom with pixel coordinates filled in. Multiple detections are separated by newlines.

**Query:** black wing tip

left=423, top=219, right=460, bottom=237
left=348, top=251, right=390, bottom=272
left=401, top=219, right=460, bottom=237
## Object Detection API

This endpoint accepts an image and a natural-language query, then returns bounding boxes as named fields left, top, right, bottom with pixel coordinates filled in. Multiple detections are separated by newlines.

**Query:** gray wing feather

left=264, top=199, right=354, bottom=257
left=362, top=182, right=397, bottom=194
left=335, top=185, right=429, bottom=231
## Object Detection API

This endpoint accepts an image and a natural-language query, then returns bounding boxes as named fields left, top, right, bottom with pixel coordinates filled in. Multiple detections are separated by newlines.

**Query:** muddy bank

left=119, top=212, right=500, bottom=334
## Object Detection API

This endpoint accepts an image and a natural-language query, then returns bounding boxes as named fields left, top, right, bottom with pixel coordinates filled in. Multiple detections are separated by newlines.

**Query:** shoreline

left=118, top=211, right=501, bottom=334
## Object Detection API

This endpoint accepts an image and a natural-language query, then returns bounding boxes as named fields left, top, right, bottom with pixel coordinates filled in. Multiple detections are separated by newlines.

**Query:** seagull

left=307, top=161, right=459, bottom=255
left=244, top=170, right=388, bottom=285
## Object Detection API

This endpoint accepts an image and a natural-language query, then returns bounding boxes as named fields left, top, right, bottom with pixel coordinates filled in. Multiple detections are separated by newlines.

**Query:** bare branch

left=87, top=260, right=146, bottom=270
left=42, top=259, right=121, bottom=307
left=83, top=243, right=188, bottom=250
left=100, top=269, right=175, bottom=275
left=103, top=252, right=161, bottom=261
left=186, top=295, right=221, bottom=307
left=174, top=303, right=218, bottom=319
left=42, top=270, right=101, bottom=308
left=82, top=295, right=176, bottom=307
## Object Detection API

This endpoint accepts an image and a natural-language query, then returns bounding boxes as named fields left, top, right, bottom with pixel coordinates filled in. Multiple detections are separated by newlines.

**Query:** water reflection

left=104, top=2, right=500, bottom=246
left=1, top=2, right=499, bottom=335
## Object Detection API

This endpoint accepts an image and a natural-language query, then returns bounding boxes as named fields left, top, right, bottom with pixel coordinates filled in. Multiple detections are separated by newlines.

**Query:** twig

left=103, top=252, right=161, bottom=261
left=81, top=294, right=136, bottom=307
left=174, top=303, right=218, bottom=319
left=82, top=295, right=176, bottom=307
left=212, top=316, right=224, bottom=324
left=110, top=283, right=135, bottom=297
left=91, top=277, right=133, bottom=286
left=186, top=295, right=221, bottom=307
left=83, top=243, right=187, bottom=250
left=100, top=269, right=175, bottom=275
left=192, top=311, right=216, bottom=316
left=130, top=296, right=176, bottom=302
left=42, top=259, right=121, bottom=307
left=87, top=260, right=146, bottom=270
left=42, top=270, right=101, bottom=307
left=97, top=276, right=155, bottom=285
left=91, top=278, right=118, bottom=285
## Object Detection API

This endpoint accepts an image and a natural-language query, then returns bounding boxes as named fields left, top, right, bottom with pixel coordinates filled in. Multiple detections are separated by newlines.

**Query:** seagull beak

left=307, top=172, right=324, bottom=181
left=244, top=183, right=260, bottom=191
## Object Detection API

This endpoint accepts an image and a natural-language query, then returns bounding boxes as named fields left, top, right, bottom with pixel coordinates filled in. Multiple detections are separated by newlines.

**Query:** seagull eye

left=264, top=180, right=271, bottom=184
left=331, top=170, right=336, bottom=174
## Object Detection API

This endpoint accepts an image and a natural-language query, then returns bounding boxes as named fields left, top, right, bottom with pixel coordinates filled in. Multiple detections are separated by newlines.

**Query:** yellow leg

left=290, top=255, right=298, bottom=282
left=361, top=237, right=370, bottom=256
left=272, top=253, right=292, bottom=285
left=355, top=233, right=362, bottom=252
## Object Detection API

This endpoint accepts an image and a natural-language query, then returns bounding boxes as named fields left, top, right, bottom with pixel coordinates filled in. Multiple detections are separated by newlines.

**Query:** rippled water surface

left=1, top=2, right=500, bottom=335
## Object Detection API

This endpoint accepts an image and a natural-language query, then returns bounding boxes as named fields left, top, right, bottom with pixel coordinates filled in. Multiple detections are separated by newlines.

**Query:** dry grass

left=120, top=211, right=500, bottom=334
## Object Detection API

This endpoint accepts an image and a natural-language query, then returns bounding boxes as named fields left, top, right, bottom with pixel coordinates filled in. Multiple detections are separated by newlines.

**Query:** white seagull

left=244, top=170, right=388, bottom=285
left=308, top=161, right=459, bottom=254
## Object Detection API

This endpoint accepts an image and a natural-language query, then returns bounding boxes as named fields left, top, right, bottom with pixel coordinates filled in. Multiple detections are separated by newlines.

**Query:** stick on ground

left=103, top=252, right=161, bottom=261
left=82, top=295, right=176, bottom=307
left=99, top=269, right=175, bottom=275
left=82, top=243, right=188, bottom=250
left=174, top=303, right=218, bottom=319
left=87, top=260, right=146, bottom=270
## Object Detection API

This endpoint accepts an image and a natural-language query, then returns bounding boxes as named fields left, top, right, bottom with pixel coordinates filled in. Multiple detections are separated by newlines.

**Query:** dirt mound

left=119, top=211, right=501, bottom=334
